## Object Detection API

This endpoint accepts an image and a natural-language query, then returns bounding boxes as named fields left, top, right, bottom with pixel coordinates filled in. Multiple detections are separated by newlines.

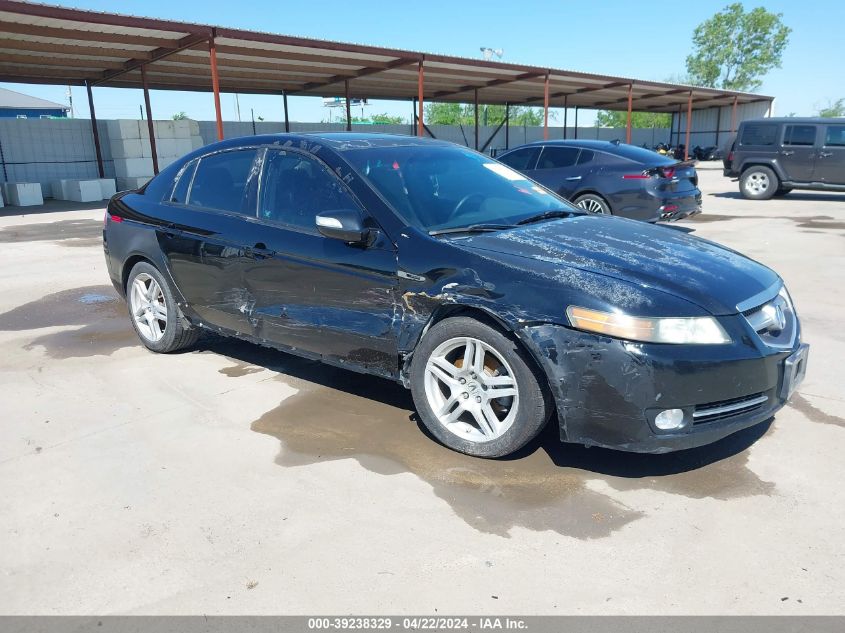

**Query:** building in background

left=0, top=87, right=69, bottom=119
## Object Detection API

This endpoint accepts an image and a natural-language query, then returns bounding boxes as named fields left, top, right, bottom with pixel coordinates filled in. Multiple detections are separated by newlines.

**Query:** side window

left=783, top=125, right=816, bottom=146
left=187, top=149, right=258, bottom=215
left=824, top=125, right=845, bottom=146
left=740, top=123, right=778, bottom=146
left=536, top=146, right=579, bottom=169
left=576, top=150, right=595, bottom=166
left=497, top=147, right=540, bottom=170
left=168, top=159, right=198, bottom=203
left=260, top=150, right=361, bottom=231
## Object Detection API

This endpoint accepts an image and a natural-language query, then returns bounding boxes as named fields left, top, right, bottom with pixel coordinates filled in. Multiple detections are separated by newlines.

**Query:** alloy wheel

left=129, top=272, right=168, bottom=342
left=576, top=197, right=608, bottom=214
left=423, top=336, right=519, bottom=442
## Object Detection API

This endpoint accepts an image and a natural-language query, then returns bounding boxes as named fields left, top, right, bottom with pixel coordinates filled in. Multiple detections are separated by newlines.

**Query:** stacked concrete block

left=97, top=179, right=117, bottom=199
left=108, top=118, right=203, bottom=191
left=3, top=182, right=44, bottom=206
left=66, top=180, right=102, bottom=202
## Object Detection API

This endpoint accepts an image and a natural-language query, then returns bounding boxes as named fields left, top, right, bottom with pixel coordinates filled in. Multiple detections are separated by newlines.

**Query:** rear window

left=740, top=123, right=778, bottom=146
left=783, top=125, right=816, bottom=146
left=187, top=149, right=258, bottom=215
left=824, top=125, right=845, bottom=146
left=576, top=150, right=596, bottom=166
left=497, top=147, right=540, bottom=170
left=605, top=144, right=674, bottom=164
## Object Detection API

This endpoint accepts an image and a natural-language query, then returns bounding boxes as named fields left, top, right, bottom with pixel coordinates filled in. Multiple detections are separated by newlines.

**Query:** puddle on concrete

left=0, top=285, right=136, bottom=358
left=789, top=393, right=845, bottom=428
left=0, top=219, right=103, bottom=248
left=794, top=216, right=845, bottom=231
left=201, top=339, right=776, bottom=538
left=687, top=214, right=769, bottom=223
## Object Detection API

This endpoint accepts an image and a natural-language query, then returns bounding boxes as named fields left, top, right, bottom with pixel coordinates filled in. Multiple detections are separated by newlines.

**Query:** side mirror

left=316, top=209, right=370, bottom=244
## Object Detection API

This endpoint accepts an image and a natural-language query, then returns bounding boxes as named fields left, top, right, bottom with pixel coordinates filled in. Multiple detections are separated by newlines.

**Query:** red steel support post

left=543, top=72, right=550, bottom=140
left=625, top=83, right=633, bottom=144
left=140, top=64, right=159, bottom=175
left=417, top=60, right=424, bottom=138
left=208, top=35, right=224, bottom=141
left=85, top=80, right=104, bottom=178
left=685, top=90, right=693, bottom=160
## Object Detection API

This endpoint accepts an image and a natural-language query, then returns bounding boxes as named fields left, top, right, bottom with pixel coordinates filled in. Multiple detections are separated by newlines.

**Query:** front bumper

left=519, top=323, right=807, bottom=453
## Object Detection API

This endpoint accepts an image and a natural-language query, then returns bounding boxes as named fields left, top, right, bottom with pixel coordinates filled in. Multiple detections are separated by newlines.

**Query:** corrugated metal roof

left=0, top=85, right=67, bottom=109
left=0, top=0, right=773, bottom=113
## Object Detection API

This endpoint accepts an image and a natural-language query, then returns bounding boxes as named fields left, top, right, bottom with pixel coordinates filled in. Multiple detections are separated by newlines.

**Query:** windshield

left=343, top=145, right=576, bottom=232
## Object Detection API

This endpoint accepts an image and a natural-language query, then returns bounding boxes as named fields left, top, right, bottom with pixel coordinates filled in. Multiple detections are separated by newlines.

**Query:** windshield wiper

left=516, top=209, right=577, bottom=226
left=429, top=223, right=516, bottom=236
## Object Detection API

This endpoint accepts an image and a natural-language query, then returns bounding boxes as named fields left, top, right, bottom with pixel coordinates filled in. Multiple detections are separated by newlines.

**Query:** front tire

left=126, top=261, right=199, bottom=353
left=740, top=166, right=778, bottom=200
left=574, top=193, right=611, bottom=215
left=410, top=317, right=550, bottom=458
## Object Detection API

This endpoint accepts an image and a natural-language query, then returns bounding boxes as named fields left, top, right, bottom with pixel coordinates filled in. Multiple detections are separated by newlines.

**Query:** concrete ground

left=0, top=167, right=843, bottom=615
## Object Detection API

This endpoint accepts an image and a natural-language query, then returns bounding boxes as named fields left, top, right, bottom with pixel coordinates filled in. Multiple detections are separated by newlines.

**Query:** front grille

left=741, top=287, right=797, bottom=350
left=693, top=392, right=769, bottom=424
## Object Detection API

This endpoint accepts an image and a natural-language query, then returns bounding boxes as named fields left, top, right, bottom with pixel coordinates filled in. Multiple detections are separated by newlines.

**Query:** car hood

left=453, top=215, right=779, bottom=316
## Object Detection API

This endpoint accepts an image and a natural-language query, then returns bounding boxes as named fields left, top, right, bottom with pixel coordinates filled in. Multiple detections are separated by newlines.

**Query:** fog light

left=655, top=408, right=685, bottom=430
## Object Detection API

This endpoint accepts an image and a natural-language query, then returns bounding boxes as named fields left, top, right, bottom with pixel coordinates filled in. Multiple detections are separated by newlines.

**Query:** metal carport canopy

left=0, top=0, right=771, bottom=165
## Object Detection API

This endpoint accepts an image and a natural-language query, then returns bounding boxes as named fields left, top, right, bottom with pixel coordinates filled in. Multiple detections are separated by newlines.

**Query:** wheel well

left=121, top=255, right=155, bottom=292
left=572, top=190, right=612, bottom=210
left=408, top=305, right=554, bottom=408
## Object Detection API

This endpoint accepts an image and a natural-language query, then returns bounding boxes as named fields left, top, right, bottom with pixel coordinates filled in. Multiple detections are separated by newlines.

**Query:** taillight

left=622, top=173, right=650, bottom=179
left=659, top=167, right=676, bottom=179
left=727, top=151, right=734, bottom=162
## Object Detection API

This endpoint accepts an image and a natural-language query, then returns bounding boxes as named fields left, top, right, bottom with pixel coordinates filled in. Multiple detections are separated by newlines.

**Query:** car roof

left=199, top=132, right=455, bottom=154
left=505, top=139, right=626, bottom=152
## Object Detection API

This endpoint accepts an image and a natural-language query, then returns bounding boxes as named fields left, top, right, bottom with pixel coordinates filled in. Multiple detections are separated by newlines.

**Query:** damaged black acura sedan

left=104, top=133, right=808, bottom=458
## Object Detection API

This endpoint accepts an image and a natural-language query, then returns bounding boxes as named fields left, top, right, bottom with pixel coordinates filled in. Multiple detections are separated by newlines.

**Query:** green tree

left=816, top=98, right=845, bottom=118
left=685, top=3, right=790, bottom=91
left=171, top=111, right=188, bottom=120
left=370, top=112, right=405, bottom=124
left=424, top=102, right=545, bottom=126
left=595, top=111, right=671, bottom=129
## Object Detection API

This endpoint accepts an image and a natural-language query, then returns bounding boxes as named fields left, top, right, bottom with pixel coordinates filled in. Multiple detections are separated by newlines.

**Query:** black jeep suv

left=723, top=117, right=845, bottom=199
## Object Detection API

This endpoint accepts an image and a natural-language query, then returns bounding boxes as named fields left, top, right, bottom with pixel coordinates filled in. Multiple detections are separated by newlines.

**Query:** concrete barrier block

left=109, top=137, right=145, bottom=159
left=190, top=136, right=205, bottom=150
left=154, top=120, right=176, bottom=138
left=172, top=119, right=191, bottom=138
left=113, top=157, right=154, bottom=178
left=107, top=119, right=142, bottom=140
left=0, top=190, right=4, bottom=207
left=117, top=176, right=150, bottom=191
left=5, top=182, right=44, bottom=206
left=67, top=179, right=102, bottom=202
left=97, top=178, right=117, bottom=199
left=155, top=138, right=180, bottom=158
left=187, top=119, right=200, bottom=136
left=174, top=138, right=194, bottom=156
left=51, top=179, right=73, bottom=200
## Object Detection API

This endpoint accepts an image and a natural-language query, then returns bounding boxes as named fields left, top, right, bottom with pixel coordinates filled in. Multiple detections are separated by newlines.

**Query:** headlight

left=566, top=306, right=731, bottom=344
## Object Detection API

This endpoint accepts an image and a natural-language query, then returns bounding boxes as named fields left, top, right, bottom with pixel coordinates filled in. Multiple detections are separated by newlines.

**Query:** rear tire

left=410, top=317, right=550, bottom=458
left=740, top=166, right=778, bottom=200
left=126, top=261, right=199, bottom=353
left=574, top=193, right=611, bottom=215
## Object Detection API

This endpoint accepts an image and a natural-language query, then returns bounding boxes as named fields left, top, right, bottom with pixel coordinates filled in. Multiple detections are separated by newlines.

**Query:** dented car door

left=242, top=148, right=400, bottom=377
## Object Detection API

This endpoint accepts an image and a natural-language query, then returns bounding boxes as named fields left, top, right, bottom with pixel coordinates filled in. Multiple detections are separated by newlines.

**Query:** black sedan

left=104, top=133, right=807, bottom=458
left=497, top=140, right=702, bottom=222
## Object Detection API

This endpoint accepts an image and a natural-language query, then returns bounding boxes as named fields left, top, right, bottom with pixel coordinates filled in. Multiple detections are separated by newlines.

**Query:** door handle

left=780, top=150, right=794, bottom=156
left=819, top=151, right=833, bottom=158
left=565, top=176, right=582, bottom=181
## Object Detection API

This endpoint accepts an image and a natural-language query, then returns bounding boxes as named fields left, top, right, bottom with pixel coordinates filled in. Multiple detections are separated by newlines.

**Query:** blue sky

left=3, top=0, right=842, bottom=125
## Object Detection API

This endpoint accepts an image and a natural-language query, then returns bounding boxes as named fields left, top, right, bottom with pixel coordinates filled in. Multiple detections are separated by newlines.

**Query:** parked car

left=496, top=140, right=702, bottom=222
left=104, top=133, right=807, bottom=458
left=724, top=117, right=845, bottom=199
